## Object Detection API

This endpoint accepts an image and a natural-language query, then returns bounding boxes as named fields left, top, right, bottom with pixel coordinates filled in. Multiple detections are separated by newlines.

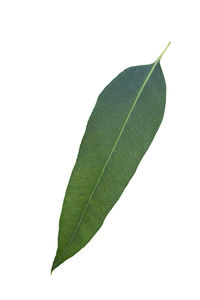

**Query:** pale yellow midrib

left=54, top=43, right=170, bottom=267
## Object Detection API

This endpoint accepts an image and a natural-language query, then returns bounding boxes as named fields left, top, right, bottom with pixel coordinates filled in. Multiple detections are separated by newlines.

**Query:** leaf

left=51, top=43, right=170, bottom=272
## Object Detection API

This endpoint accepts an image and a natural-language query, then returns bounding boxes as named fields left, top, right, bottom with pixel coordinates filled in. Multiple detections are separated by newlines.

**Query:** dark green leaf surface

left=52, top=44, right=169, bottom=272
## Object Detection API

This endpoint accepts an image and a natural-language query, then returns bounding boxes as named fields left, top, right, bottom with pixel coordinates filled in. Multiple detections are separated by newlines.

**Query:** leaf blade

left=52, top=46, right=168, bottom=271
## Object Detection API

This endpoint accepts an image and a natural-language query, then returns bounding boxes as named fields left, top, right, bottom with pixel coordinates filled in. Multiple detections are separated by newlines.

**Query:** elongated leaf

left=52, top=43, right=170, bottom=272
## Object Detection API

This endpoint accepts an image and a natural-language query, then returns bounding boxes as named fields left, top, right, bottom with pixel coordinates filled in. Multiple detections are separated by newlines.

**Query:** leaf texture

left=52, top=43, right=169, bottom=272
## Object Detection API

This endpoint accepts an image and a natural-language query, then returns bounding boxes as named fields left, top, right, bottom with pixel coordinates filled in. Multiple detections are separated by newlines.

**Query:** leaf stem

left=157, top=42, right=171, bottom=62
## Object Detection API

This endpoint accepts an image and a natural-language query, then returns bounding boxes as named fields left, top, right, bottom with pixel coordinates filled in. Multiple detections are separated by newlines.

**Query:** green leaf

left=51, top=43, right=170, bottom=272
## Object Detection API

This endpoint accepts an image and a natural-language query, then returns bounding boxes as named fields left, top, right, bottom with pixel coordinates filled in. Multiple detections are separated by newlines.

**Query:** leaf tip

left=51, top=259, right=57, bottom=274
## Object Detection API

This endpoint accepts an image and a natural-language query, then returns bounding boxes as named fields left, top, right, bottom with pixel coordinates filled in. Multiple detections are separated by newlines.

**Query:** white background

left=0, top=1, right=200, bottom=299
